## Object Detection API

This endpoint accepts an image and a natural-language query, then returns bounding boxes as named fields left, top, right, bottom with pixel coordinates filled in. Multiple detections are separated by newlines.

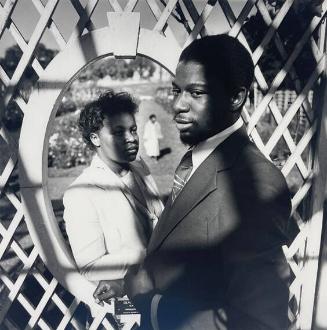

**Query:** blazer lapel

left=89, top=157, right=143, bottom=215
left=130, top=160, right=164, bottom=212
left=148, top=128, right=250, bottom=253
left=131, top=161, right=160, bottom=202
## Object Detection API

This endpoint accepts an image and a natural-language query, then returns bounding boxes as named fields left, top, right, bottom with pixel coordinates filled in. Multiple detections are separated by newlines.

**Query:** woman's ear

left=90, top=132, right=100, bottom=148
left=230, top=87, right=248, bottom=112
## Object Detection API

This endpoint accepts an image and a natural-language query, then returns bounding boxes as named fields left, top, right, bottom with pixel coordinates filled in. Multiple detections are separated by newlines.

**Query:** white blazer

left=63, top=155, right=163, bottom=282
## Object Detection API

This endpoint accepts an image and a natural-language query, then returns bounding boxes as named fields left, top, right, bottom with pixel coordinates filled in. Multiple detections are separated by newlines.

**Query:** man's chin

left=179, top=132, right=199, bottom=146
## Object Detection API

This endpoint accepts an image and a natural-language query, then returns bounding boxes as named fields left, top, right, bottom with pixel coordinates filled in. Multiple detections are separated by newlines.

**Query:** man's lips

left=174, top=117, right=193, bottom=131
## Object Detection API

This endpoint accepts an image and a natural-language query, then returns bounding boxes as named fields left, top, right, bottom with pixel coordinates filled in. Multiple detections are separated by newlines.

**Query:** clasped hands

left=93, top=265, right=154, bottom=306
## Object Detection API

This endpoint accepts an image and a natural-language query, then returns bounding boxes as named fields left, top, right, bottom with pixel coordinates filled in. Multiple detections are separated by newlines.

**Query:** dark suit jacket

left=138, top=129, right=298, bottom=330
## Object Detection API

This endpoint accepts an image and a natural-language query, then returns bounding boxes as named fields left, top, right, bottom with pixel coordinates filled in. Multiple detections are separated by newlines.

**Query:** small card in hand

left=115, top=297, right=139, bottom=315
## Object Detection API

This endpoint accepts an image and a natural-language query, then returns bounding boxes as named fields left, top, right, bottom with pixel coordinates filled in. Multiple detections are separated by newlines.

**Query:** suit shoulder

left=234, top=142, right=290, bottom=194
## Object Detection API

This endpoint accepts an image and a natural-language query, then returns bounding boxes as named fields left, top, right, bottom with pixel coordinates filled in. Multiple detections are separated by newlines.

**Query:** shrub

left=48, top=112, right=93, bottom=168
left=154, top=86, right=174, bottom=113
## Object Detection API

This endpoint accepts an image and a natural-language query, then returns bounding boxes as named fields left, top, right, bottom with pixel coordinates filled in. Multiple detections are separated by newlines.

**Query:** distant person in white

left=63, top=91, right=163, bottom=304
left=143, top=114, right=163, bottom=160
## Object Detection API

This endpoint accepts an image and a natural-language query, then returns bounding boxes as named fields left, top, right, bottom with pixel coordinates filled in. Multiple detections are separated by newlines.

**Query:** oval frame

left=19, top=26, right=180, bottom=312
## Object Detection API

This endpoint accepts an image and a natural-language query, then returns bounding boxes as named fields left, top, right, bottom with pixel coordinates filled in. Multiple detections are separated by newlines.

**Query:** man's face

left=95, top=112, right=139, bottom=164
left=172, top=61, right=229, bottom=145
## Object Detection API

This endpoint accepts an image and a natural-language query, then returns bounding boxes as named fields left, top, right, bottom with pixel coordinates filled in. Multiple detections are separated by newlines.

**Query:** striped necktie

left=172, top=150, right=193, bottom=203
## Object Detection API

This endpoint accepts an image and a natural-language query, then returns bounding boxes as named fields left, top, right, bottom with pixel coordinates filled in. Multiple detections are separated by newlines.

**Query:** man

left=125, top=35, right=298, bottom=330
left=143, top=114, right=163, bottom=160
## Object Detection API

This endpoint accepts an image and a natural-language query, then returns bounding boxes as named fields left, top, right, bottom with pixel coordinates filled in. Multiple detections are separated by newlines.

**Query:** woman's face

left=92, top=112, right=139, bottom=165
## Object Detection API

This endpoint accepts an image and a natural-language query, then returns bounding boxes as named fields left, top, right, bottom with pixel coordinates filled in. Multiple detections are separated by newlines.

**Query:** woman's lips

left=126, top=146, right=138, bottom=154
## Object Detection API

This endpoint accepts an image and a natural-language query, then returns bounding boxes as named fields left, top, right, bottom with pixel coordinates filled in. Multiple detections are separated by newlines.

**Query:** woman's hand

left=93, top=279, right=125, bottom=306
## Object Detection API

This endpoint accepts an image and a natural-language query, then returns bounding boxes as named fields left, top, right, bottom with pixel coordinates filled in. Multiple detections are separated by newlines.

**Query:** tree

left=130, top=57, right=155, bottom=79
left=0, top=43, right=57, bottom=79
left=0, top=43, right=58, bottom=131
left=242, top=0, right=323, bottom=89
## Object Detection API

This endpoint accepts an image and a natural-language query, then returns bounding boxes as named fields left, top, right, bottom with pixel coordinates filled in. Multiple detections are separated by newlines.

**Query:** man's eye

left=131, top=127, right=137, bottom=134
left=113, top=131, right=124, bottom=137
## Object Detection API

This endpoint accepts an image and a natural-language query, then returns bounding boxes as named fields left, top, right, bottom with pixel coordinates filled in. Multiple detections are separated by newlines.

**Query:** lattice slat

left=3, top=0, right=60, bottom=108
left=0, top=0, right=17, bottom=38
left=154, top=0, right=179, bottom=32
left=228, top=0, right=256, bottom=38
left=255, top=0, right=314, bottom=131
left=0, top=158, right=16, bottom=193
left=221, top=0, right=312, bottom=190
left=180, top=0, right=208, bottom=37
left=26, top=277, right=58, bottom=329
left=252, top=0, right=295, bottom=65
left=265, top=58, right=324, bottom=154
left=67, top=0, right=100, bottom=44
left=0, top=248, right=38, bottom=324
left=184, top=0, right=218, bottom=46
left=248, top=11, right=326, bottom=133
left=282, top=122, right=317, bottom=178
left=31, top=0, right=67, bottom=49
left=8, top=21, right=45, bottom=78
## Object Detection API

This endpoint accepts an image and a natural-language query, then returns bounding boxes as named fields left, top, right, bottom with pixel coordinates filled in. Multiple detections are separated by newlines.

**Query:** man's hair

left=149, top=114, right=156, bottom=120
left=79, top=90, right=138, bottom=149
left=179, top=34, right=254, bottom=96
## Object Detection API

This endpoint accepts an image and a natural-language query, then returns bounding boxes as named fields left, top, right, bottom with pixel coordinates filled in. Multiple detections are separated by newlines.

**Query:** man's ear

left=230, top=87, right=247, bottom=112
left=90, top=132, right=100, bottom=148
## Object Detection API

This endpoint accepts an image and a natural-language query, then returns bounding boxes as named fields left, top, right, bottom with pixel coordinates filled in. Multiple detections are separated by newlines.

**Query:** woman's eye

left=190, top=90, right=206, bottom=98
left=171, top=88, right=180, bottom=96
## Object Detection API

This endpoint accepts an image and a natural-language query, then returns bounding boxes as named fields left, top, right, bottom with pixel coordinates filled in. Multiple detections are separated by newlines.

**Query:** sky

left=0, top=0, right=248, bottom=57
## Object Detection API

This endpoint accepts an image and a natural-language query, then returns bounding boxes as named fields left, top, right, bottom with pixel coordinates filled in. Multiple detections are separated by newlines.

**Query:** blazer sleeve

left=214, top=160, right=293, bottom=329
left=63, top=186, right=146, bottom=282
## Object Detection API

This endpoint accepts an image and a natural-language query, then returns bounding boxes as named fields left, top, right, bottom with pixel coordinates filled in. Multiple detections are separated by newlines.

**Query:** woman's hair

left=79, top=90, right=138, bottom=149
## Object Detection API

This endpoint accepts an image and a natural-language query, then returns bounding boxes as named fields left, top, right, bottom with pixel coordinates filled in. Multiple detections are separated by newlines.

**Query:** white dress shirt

left=189, top=117, right=243, bottom=179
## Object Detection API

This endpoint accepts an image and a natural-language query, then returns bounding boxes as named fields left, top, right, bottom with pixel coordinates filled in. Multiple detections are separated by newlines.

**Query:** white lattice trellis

left=1, top=1, right=327, bottom=329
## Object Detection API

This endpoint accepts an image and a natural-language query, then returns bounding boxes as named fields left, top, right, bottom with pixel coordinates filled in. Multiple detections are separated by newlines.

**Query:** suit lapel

left=148, top=129, right=250, bottom=253
left=131, top=162, right=159, bottom=202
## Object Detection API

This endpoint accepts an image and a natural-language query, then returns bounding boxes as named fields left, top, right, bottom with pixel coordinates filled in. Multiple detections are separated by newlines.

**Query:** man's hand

left=124, top=266, right=154, bottom=301
left=125, top=266, right=154, bottom=326
left=93, top=279, right=125, bottom=306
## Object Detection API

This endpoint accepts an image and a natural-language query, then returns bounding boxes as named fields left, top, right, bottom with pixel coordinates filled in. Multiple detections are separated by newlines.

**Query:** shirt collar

left=91, top=153, right=141, bottom=176
left=191, top=117, right=243, bottom=173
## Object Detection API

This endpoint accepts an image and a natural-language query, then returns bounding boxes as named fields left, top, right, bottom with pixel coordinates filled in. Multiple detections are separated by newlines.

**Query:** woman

left=63, top=91, right=163, bottom=304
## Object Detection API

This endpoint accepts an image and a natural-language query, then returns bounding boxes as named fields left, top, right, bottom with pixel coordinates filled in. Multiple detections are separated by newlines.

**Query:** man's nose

left=173, top=92, right=189, bottom=113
